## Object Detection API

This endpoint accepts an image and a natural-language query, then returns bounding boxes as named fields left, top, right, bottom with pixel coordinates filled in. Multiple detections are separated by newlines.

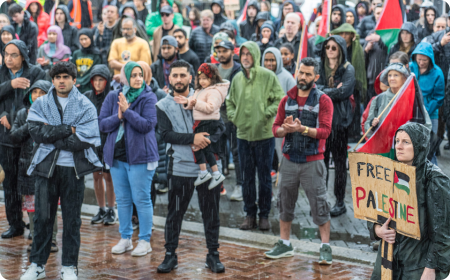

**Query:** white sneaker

left=111, top=238, right=133, bottom=254
left=60, top=266, right=77, bottom=280
left=194, top=172, right=212, bottom=186
left=20, top=263, right=46, bottom=280
left=230, top=185, right=243, bottom=201
left=131, top=240, right=152, bottom=257
left=228, top=163, right=235, bottom=170
left=208, top=173, right=226, bottom=190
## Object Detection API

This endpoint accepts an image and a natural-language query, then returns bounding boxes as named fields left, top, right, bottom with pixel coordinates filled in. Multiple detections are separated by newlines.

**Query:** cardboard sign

left=348, top=152, right=420, bottom=240
left=224, top=0, right=240, bottom=11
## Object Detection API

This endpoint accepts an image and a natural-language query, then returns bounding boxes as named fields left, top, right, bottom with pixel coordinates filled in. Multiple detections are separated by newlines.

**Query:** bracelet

left=302, top=126, right=309, bottom=135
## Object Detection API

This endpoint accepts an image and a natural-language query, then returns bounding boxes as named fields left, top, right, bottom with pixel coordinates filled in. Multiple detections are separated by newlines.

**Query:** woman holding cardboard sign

left=368, top=122, right=450, bottom=280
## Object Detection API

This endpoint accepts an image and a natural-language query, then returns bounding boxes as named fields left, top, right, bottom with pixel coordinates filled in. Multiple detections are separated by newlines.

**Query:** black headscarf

left=77, top=28, right=100, bottom=55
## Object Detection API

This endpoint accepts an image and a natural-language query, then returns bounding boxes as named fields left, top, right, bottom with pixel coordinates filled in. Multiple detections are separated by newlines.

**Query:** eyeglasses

left=4, top=52, right=20, bottom=59
left=161, top=13, right=171, bottom=17
left=325, top=45, right=338, bottom=51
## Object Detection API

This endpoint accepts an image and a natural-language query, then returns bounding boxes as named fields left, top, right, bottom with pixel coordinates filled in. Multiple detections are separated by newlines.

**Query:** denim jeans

left=237, top=137, right=275, bottom=218
left=111, top=160, right=155, bottom=242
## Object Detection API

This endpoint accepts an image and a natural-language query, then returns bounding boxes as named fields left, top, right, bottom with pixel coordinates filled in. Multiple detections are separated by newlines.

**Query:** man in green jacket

left=226, top=41, right=284, bottom=231
left=145, top=0, right=184, bottom=41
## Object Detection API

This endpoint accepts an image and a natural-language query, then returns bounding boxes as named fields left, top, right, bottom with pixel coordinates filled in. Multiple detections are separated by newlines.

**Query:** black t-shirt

left=114, top=135, right=127, bottom=162
left=162, top=24, right=175, bottom=38
left=179, top=49, right=201, bottom=73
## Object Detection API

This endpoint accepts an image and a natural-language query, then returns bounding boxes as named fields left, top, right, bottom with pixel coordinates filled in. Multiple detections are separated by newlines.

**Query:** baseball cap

left=160, top=5, right=173, bottom=14
left=161, top=35, right=178, bottom=47
left=215, top=40, right=234, bottom=50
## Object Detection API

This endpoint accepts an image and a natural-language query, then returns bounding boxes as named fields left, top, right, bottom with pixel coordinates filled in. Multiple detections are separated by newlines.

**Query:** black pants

left=30, top=166, right=85, bottom=267
left=0, top=145, right=23, bottom=229
left=193, top=120, right=221, bottom=166
left=164, top=175, right=220, bottom=252
left=324, top=127, right=348, bottom=202
left=220, top=121, right=243, bottom=185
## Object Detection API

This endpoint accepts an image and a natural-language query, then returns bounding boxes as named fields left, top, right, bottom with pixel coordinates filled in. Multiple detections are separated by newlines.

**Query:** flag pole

left=352, top=78, right=409, bottom=152
left=294, top=21, right=307, bottom=79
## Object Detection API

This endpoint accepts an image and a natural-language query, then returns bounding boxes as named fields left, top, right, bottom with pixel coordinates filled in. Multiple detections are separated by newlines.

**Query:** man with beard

left=155, top=60, right=224, bottom=274
left=330, top=5, right=346, bottom=31
left=265, top=57, right=333, bottom=264
left=152, top=6, right=180, bottom=62
left=108, top=17, right=152, bottom=75
left=215, top=40, right=242, bottom=200
left=174, top=28, right=200, bottom=72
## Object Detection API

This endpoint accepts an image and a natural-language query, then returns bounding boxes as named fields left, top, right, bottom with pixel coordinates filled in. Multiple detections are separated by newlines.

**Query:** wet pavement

left=0, top=205, right=374, bottom=279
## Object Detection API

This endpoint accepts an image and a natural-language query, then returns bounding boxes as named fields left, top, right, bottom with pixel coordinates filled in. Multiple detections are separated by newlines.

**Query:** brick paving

left=0, top=205, right=373, bottom=279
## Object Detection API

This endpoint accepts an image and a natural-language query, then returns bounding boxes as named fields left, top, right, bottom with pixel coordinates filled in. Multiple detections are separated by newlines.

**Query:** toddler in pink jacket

left=174, top=63, right=229, bottom=190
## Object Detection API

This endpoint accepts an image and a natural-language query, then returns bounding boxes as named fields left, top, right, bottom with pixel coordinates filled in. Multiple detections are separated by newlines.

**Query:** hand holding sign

left=375, top=217, right=396, bottom=244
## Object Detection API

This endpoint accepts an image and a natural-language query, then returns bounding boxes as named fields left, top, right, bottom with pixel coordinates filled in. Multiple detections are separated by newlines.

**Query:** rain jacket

left=118, top=2, right=146, bottom=32
left=273, top=0, right=299, bottom=32
left=387, top=22, right=419, bottom=67
left=239, top=0, right=259, bottom=40
left=364, top=29, right=388, bottom=87
left=0, top=40, right=47, bottom=147
left=226, top=41, right=284, bottom=141
left=261, top=47, right=296, bottom=94
left=368, top=123, right=450, bottom=280
left=357, top=14, right=376, bottom=45
left=223, top=20, right=247, bottom=47
left=316, top=35, right=355, bottom=129
left=10, top=80, right=52, bottom=195
left=56, top=5, right=79, bottom=54
left=145, top=0, right=184, bottom=41
left=417, top=6, right=439, bottom=41
left=250, top=11, right=271, bottom=42
left=25, top=0, right=50, bottom=47
left=330, top=4, right=346, bottom=31
left=11, top=11, right=38, bottom=64
left=346, top=8, right=359, bottom=28
left=212, top=0, right=228, bottom=27
left=410, top=42, right=445, bottom=120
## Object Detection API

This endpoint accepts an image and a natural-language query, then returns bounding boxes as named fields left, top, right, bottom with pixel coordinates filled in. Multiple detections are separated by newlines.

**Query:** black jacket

left=57, top=5, right=80, bottom=54
left=357, top=14, right=376, bottom=45
left=189, top=24, right=220, bottom=63
left=331, top=4, right=346, bottom=31
left=10, top=80, right=52, bottom=195
left=274, top=31, right=314, bottom=63
left=0, top=40, right=47, bottom=147
left=239, top=0, right=259, bottom=40
left=316, top=35, right=356, bottom=129
left=179, top=49, right=201, bottom=73
left=151, top=55, right=196, bottom=90
left=250, top=12, right=271, bottom=42
left=212, top=0, right=228, bottom=27
left=364, top=29, right=387, bottom=86
left=387, top=22, right=419, bottom=66
left=418, top=6, right=439, bottom=41
left=11, top=11, right=38, bottom=64
left=43, top=0, right=55, bottom=13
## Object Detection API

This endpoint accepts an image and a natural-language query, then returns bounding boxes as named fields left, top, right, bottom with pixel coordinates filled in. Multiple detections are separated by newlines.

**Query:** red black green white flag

left=315, top=0, right=332, bottom=45
left=394, top=171, right=410, bottom=195
left=375, top=0, right=405, bottom=52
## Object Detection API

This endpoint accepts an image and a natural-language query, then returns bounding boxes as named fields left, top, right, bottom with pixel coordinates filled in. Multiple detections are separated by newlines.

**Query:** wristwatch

left=302, top=126, right=309, bottom=135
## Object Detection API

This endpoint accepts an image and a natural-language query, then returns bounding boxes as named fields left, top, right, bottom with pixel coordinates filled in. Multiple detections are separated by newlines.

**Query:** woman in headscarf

left=71, top=28, right=102, bottom=93
left=99, top=61, right=159, bottom=257
left=368, top=122, right=450, bottom=280
left=0, top=25, right=15, bottom=64
left=37, top=26, right=71, bottom=72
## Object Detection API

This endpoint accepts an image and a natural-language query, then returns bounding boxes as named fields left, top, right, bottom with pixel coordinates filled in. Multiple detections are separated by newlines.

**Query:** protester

left=407, top=0, right=421, bottom=22
left=72, top=29, right=102, bottom=93
left=250, top=11, right=271, bottom=42
left=189, top=7, right=201, bottom=30
left=260, top=1, right=276, bottom=22
left=255, top=21, right=275, bottom=56
left=417, top=5, right=438, bottom=41
left=221, top=20, right=247, bottom=47
left=387, top=22, right=419, bottom=66
left=23, top=62, right=102, bottom=280
left=207, top=32, right=234, bottom=63
left=273, top=0, right=298, bottom=32
left=368, top=122, right=450, bottom=280
left=431, top=17, right=448, bottom=33
left=280, top=42, right=296, bottom=76
left=239, top=0, right=259, bottom=40
left=55, top=5, right=80, bottom=54
left=346, top=8, right=359, bottom=29
left=155, top=60, right=224, bottom=273
left=0, top=25, right=15, bottom=64
left=109, top=17, right=152, bottom=75
left=275, top=13, right=313, bottom=62
left=25, top=0, right=49, bottom=47
left=95, top=5, right=119, bottom=63
left=174, top=28, right=200, bottom=73
left=37, top=26, right=72, bottom=72
left=0, top=40, right=46, bottom=239
left=133, top=0, right=148, bottom=23
left=189, top=10, right=220, bottom=63
left=10, top=80, right=59, bottom=253
left=68, top=0, right=94, bottom=29
left=8, top=4, right=38, bottom=64
left=356, top=0, right=370, bottom=21
left=226, top=41, right=284, bottom=230
left=172, top=1, right=189, bottom=26
left=265, top=57, right=333, bottom=264
left=0, top=13, right=10, bottom=29
left=330, top=4, right=346, bottom=31
left=0, top=0, right=14, bottom=15
left=83, top=64, right=116, bottom=225
left=152, top=6, right=180, bottom=62
left=316, top=35, right=355, bottom=217
left=211, top=0, right=228, bottom=27
left=145, top=0, right=184, bottom=41
left=118, top=2, right=147, bottom=31
left=357, top=1, right=382, bottom=45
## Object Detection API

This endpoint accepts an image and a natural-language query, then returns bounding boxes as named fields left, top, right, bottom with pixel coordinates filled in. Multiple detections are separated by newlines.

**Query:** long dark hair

left=195, top=63, right=223, bottom=90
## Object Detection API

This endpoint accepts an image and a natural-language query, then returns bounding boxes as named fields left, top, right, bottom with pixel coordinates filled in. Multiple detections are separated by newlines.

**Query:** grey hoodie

left=261, top=47, right=296, bottom=94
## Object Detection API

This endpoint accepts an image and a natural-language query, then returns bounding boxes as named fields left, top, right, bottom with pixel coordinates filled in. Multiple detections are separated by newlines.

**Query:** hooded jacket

left=410, top=42, right=445, bottom=120
left=118, top=2, right=146, bottom=31
left=189, top=23, right=220, bottom=63
left=10, top=80, right=52, bottom=195
left=330, top=4, right=346, bottom=31
left=145, top=0, right=184, bottom=40
left=368, top=123, right=450, bottom=280
left=364, top=29, right=388, bottom=86
left=387, top=22, right=419, bottom=66
left=0, top=25, right=16, bottom=54
left=357, top=14, right=376, bottom=45
left=356, top=1, right=369, bottom=20
left=226, top=41, right=285, bottom=141
left=418, top=6, right=439, bottom=41
left=212, top=0, right=228, bottom=27
left=239, top=0, right=260, bottom=40
left=250, top=11, right=271, bottom=41
left=56, top=5, right=79, bottom=54
left=0, top=40, right=47, bottom=147
left=221, top=20, right=247, bottom=47
left=11, top=11, right=38, bottom=64
left=261, top=47, right=296, bottom=94
left=274, top=26, right=314, bottom=63
left=316, top=35, right=356, bottom=129
left=273, top=0, right=299, bottom=32
left=346, top=8, right=359, bottom=28
left=25, top=0, right=50, bottom=47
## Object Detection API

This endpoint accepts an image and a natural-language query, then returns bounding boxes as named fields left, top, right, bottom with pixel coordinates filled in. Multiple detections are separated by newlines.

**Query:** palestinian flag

left=315, top=0, right=332, bottom=45
left=295, top=20, right=308, bottom=76
left=394, top=171, right=410, bottom=195
left=236, top=0, right=248, bottom=25
left=356, top=75, right=415, bottom=158
left=49, top=0, right=60, bottom=25
left=375, top=0, right=405, bottom=52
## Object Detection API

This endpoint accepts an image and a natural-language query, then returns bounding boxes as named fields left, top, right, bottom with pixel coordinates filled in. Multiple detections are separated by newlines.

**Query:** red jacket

left=25, top=0, right=49, bottom=47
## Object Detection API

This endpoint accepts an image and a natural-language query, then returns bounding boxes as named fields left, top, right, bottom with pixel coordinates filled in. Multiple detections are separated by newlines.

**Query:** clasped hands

left=117, top=92, right=129, bottom=120
left=282, top=115, right=305, bottom=134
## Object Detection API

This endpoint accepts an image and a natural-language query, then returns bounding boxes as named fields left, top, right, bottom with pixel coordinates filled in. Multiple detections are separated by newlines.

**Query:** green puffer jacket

left=145, top=0, right=184, bottom=41
left=226, top=41, right=284, bottom=142
left=368, top=122, right=450, bottom=280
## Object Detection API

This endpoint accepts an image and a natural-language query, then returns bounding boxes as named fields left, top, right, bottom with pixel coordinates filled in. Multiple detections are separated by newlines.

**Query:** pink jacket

left=186, top=81, right=230, bottom=121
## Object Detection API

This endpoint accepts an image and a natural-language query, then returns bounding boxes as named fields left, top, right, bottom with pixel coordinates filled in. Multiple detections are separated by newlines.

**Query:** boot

left=239, top=216, right=257, bottom=230
left=330, top=200, right=347, bottom=217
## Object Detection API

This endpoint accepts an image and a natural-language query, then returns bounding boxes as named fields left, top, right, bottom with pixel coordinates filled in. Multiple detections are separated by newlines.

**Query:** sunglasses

left=325, top=45, right=338, bottom=51
left=161, top=13, right=171, bottom=17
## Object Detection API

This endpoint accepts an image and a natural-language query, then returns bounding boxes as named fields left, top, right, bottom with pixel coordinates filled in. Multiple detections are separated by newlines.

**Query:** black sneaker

left=330, top=201, right=347, bottom=217
left=156, top=183, right=168, bottom=194
left=157, top=252, right=178, bottom=273
left=103, top=208, right=116, bottom=225
left=91, top=208, right=106, bottom=224
left=205, top=251, right=225, bottom=273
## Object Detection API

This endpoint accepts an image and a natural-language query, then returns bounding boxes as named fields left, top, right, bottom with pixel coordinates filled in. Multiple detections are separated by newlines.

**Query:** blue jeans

left=111, top=160, right=155, bottom=242
left=237, top=137, right=275, bottom=218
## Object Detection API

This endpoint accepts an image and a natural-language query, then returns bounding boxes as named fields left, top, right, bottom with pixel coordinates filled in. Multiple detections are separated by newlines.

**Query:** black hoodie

left=212, top=0, right=228, bottom=27
left=418, top=6, right=439, bottom=41
left=10, top=80, right=52, bottom=195
left=331, top=4, right=346, bottom=31
left=0, top=40, right=47, bottom=147
left=118, top=2, right=147, bottom=32
left=239, top=0, right=259, bottom=40
left=387, top=22, right=419, bottom=66
left=11, top=11, right=38, bottom=64
left=56, top=5, right=79, bottom=54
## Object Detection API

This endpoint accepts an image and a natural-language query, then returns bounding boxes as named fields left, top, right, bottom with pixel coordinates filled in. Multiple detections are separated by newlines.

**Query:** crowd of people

left=0, top=0, right=448, bottom=279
